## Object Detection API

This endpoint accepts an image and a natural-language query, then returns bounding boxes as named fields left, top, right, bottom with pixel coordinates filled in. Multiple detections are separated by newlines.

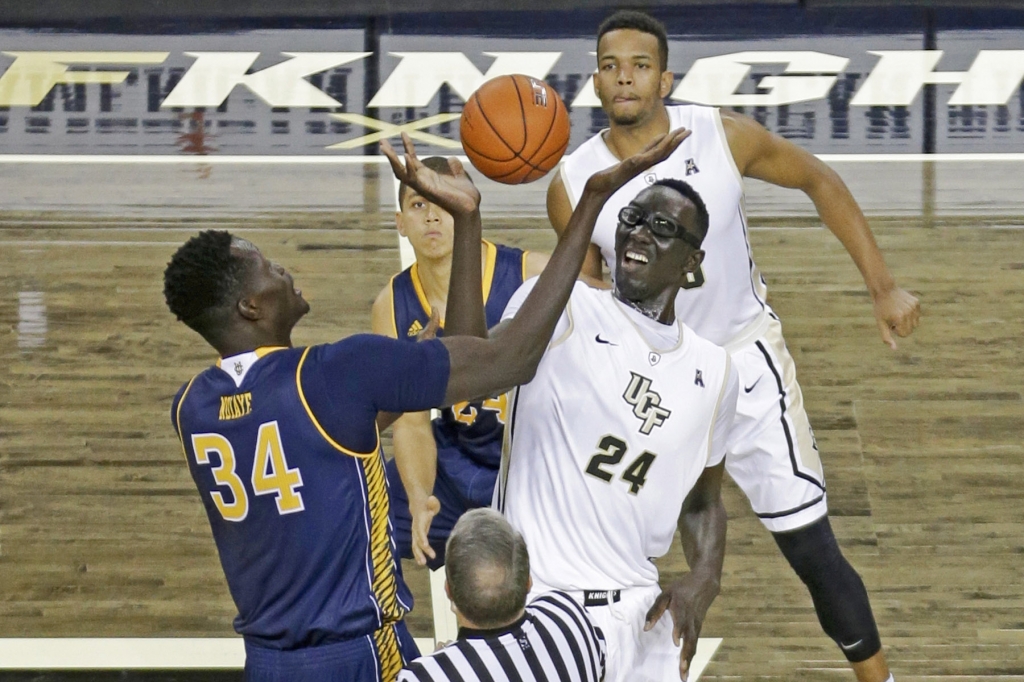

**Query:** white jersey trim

left=712, top=108, right=744, bottom=186
left=611, top=297, right=684, bottom=354
left=706, top=354, right=733, bottom=467
left=550, top=296, right=575, bottom=349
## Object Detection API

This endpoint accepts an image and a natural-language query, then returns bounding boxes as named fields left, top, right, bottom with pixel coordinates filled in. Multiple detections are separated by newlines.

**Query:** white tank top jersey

left=560, top=105, right=768, bottom=347
left=497, top=280, right=738, bottom=592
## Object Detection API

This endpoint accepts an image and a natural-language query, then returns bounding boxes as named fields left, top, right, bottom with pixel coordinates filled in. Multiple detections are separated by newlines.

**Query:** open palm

left=382, top=133, right=481, bottom=216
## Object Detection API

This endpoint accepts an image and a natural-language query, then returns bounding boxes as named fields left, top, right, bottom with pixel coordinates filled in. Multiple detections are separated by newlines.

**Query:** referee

left=398, top=509, right=605, bottom=682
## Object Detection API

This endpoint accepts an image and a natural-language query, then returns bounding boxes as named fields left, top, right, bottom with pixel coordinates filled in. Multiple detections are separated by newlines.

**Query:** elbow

left=504, top=347, right=543, bottom=387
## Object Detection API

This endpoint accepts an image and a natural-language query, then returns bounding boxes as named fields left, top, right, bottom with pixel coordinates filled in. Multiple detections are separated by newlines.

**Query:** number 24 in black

left=585, top=434, right=657, bottom=495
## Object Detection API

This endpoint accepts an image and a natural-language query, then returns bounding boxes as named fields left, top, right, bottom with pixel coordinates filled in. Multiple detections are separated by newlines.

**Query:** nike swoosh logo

left=595, top=334, right=617, bottom=346
left=744, top=377, right=762, bottom=393
left=839, top=639, right=863, bottom=651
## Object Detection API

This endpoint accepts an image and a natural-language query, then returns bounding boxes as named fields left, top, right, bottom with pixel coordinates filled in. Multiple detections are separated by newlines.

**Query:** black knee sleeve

left=773, top=516, right=882, bottom=663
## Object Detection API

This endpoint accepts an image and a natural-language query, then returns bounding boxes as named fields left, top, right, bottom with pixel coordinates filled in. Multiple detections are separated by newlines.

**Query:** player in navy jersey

left=163, top=131, right=687, bottom=682
left=372, top=156, right=552, bottom=569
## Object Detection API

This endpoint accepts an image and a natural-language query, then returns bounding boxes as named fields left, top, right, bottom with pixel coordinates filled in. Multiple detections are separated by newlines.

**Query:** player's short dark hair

left=398, top=156, right=465, bottom=208
left=445, top=509, right=530, bottom=629
left=653, top=178, right=710, bottom=244
left=598, top=10, right=669, bottom=71
left=163, top=230, right=253, bottom=339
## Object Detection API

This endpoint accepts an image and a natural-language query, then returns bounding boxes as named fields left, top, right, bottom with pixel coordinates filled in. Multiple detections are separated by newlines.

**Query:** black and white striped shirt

left=398, top=591, right=606, bottom=682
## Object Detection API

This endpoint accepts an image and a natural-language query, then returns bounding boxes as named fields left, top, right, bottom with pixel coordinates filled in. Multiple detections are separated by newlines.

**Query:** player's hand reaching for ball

left=872, top=285, right=920, bottom=349
left=644, top=572, right=719, bottom=681
left=382, top=133, right=481, bottom=217
left=584, top=127, right=691, bottom=198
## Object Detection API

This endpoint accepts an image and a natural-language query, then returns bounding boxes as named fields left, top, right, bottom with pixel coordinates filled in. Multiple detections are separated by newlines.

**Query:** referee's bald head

left=445, top=509, right=531, bottom=629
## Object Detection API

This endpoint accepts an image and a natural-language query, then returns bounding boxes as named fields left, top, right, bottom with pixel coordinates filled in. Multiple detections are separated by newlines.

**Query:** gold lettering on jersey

left=622, top=372, right=671, bottom=434
left=451, top=393, right=508, bottom=426
left=406, top=320, right=423, bottom=337
left=218, top=392, right=252, bottom=420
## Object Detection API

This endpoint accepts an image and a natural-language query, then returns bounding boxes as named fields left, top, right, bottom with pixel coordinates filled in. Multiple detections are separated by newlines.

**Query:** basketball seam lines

left=512, top=76, right=529, bottom=156
left=465, top=76, right=565, bottom=180
left=468, top=89, right=524, bottom=163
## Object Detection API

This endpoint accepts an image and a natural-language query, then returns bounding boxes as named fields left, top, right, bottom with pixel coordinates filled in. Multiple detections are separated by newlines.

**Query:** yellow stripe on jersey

left=408, top=240, right=499, bottom=327
left=409, top=261, right=431, bottom=321
left=362, top=452, right=404, bottom=624
left=295, top=347, right=379, bottom=459
left=387, top=275, right=400, bottom=339
left=174, top=375, right=198, bottom=462
left=521, top=249, right=531, bottom=282
left=373, top=623, right=404, bottom=682
left=480, top=239, right=497, bottom=306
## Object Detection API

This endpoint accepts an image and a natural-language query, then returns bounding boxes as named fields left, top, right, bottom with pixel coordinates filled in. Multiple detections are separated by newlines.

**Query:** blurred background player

left=547, top=10, right=921, bottom=682
left=399, top=509, right=606, bottom=682
left=371, top=157, right=545, bottom=568
left=498, top=173, right=737, bottom=682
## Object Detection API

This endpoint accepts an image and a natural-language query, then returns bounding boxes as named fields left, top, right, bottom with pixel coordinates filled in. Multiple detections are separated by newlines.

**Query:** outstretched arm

left=721, top=110, right=920, bottom=349
left=438, top=129, right=691, bottom=405
left=547, top=171, right=606, bottom=280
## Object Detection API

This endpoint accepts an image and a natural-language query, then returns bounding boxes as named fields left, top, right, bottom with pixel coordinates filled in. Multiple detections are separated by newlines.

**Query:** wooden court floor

left=0, top=161, right=1022, bottom=680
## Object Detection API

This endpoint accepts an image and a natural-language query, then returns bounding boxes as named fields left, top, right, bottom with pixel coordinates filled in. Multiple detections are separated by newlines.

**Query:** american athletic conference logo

left=622, top=372, right=671, bottom=435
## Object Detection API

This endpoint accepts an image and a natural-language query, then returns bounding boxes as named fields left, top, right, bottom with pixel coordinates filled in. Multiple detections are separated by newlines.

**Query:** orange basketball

left=460, top=74, right=570, bottom=185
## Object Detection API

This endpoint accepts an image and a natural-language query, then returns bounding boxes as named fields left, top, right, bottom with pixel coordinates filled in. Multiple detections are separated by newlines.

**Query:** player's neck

left=613, top=287, right=677, bottom=325
left=215, top=326, right=292, bottom=359
left=603, top=105, right=671, bottom=161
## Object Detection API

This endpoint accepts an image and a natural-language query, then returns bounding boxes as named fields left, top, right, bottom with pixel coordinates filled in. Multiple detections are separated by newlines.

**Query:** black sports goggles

left=618, top=204, right=702, bottom=250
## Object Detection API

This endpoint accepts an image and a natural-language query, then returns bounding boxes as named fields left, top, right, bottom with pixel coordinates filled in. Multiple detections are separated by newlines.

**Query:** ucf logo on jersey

left=622, top=372, right=671, bottom=434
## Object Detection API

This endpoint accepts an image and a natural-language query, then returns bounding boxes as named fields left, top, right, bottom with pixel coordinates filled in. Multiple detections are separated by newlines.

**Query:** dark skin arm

left=721, top=110, right=920, bottom=348
left=547, top=171, right=606, bottom=281
left=644, top=461, right=727, bottom=681
left=383, top=129, right=691, bottom=406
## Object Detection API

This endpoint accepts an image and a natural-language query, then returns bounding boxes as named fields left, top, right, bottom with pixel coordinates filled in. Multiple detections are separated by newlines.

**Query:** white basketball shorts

left=575, top=585, right=682, bottom=682
left=725, top=313, right=828, bottom=533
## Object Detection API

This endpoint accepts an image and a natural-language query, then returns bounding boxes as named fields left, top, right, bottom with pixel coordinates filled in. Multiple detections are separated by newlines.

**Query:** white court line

left=1, top=153, right=1024, bottom=164
left=0, top=638, right=244, bottom=669
left=2, top=240, right=187, bottom=247
left=0, top=637, right=723, bottom=678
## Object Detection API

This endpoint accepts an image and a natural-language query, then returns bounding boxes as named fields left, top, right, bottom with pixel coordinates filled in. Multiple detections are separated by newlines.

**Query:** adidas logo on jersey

left=406, top=320, right=423, bottom=337
left=623, top=371, right=671, bottom=435
left=685, top=158, right=700, bottom=176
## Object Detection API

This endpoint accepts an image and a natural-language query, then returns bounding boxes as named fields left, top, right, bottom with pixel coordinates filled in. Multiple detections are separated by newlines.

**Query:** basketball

left=460, top=74, right=571, bottom=185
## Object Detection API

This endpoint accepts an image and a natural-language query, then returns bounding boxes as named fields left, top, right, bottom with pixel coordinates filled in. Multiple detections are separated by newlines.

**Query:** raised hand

left=381, top=133, right=481, bottom=216
left=644, top=572, right=718, bottom=681
left=873, top=285, right=920, bottom=349
left=584, top=127, right=691, bottom=197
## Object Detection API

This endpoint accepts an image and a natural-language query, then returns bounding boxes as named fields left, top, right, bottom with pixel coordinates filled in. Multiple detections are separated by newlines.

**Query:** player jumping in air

left=547, top=10, right=920, bottom=682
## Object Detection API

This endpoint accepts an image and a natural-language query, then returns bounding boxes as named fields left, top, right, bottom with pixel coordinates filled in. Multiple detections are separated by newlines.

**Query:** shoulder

left=371, top=279, right=398, bottom=337
left=682, top=325, right=730, bottom=361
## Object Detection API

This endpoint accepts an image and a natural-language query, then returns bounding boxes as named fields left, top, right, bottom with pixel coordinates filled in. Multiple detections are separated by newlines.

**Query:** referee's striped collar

left=457, top=612, right=527, bottom=640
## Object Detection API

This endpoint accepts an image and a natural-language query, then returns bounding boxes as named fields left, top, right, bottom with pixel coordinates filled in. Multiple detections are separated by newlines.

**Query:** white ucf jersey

left=560, top=104, right=767, bottom=347
left=497, top=281, right=737, bottom=592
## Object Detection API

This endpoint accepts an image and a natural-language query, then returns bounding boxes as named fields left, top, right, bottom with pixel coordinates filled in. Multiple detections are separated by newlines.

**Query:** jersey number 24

left=585, top=434, right=657, bottom=495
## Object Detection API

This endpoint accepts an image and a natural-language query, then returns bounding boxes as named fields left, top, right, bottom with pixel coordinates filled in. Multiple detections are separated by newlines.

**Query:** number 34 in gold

left=191, top=420, right=304, bottom=522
